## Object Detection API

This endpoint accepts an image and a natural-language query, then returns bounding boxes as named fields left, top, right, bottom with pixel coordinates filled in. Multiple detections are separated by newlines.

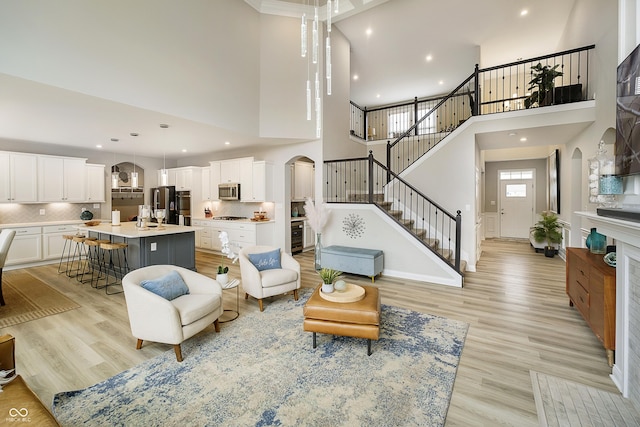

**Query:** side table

left=220, top=278, right=240, bottom=322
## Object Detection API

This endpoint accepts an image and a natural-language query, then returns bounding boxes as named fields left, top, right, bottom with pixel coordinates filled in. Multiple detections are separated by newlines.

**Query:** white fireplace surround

left=577, top=211, right=640, bottom=403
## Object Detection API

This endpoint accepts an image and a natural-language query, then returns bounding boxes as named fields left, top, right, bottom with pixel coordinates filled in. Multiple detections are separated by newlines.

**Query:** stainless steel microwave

left=219, top=183, right=240, bottom=200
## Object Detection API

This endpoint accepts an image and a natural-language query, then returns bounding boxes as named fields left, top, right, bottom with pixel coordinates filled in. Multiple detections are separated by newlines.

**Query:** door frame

left=497, top=168, right=536, bottom=238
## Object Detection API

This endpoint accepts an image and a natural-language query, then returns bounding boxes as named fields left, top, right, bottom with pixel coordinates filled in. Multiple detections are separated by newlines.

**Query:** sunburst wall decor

left=342, top=213, right=365, bottom=239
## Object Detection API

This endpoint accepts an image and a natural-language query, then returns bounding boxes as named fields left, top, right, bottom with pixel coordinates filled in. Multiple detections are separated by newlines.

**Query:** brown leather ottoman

left=303, top=285, right=380, bottom=355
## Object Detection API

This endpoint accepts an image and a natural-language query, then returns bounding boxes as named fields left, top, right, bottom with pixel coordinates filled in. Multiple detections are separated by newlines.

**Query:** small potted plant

left=524, top=62, right=564, bottom=108
left=532, top=211, right=563, bottom=257
left=317, top=268, right=342, bottom=294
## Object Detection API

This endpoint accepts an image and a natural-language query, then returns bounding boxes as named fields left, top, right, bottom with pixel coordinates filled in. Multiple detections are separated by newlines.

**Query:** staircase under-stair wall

left=319, top=204, right=465, bottom=287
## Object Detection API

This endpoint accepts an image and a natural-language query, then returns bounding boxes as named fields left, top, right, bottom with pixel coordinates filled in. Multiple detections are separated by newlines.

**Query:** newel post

left=455, top=210, right=462, bottom=271
left=473, top=64, right=480, bottom=116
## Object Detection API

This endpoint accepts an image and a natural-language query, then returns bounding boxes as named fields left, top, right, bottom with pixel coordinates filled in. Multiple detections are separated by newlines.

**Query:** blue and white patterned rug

left=52, top=289, right=468, bottom=426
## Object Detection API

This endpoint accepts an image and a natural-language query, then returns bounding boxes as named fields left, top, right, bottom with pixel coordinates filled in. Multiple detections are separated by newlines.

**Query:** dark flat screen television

left=616, top=43, right=640, bottom=176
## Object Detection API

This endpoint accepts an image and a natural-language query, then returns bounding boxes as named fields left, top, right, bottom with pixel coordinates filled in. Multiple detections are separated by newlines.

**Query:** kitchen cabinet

left=210, top=162, right=220, bottom=200
left=38, top=155, right=87, bottom=202
left=250, top=161, right=274, bottom=202
left=174, top=167, right=194, bottom=190
left=0, top=152, right=38, bottom=203
left=201, top=167, right=212, bottom=201
left=293, top=161, right=314, bottom=201
left=86, top=164, right=106, bottom=202
left=304, top=220, right=315, bottom=249
left=193, top=220, right=274, bottom=251
left=42, top=224, right=78, bottom=260
left=5, top=227, right=42, bottom=266
left=566, top=247, right=616, bottom=367
left=219, top=157, right=253, bottom=200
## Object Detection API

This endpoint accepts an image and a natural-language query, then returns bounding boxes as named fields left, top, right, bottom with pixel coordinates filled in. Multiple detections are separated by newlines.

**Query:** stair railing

left=324, top=152, right=462, bottom=274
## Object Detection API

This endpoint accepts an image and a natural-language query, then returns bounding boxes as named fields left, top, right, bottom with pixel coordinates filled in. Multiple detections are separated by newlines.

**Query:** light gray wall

left=484, top=158, right=548, bottom=214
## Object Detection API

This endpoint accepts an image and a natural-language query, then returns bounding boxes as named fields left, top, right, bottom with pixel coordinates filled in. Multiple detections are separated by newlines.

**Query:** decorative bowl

left=84, top=220, right=101, bottom=227
left=603, top=252, right=616, bottom=267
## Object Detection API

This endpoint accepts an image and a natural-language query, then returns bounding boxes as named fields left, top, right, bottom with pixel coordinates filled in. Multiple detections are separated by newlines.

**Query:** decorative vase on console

left=586, top=228, right=606, bottom=255
left=315, top=233, right=322, bottom=271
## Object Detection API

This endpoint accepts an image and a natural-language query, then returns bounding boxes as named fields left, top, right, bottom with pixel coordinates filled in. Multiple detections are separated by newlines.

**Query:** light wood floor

left=1, top=239, right=620, bottom=426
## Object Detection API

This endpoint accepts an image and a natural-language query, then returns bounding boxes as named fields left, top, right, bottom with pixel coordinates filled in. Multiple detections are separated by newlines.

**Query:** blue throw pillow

left=248, top=248, right=282, bottom=271
left=140, top=271, right=190, bottom=301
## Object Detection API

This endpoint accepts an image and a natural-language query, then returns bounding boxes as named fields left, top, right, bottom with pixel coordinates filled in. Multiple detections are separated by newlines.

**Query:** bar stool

left=67, top=235, right=94, bottom=278
left=99, top=241, right=129, bottom=295
left=57, top=235, right=76, bottom=275
left=79, top=239, right=109, bottom=286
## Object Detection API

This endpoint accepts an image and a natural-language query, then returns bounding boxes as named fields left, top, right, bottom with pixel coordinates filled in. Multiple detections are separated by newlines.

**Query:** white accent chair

left=0, top=229, right=16, bottom=306
left=122, top=265, right=223, bottom=362
left=239, top=246, right=300, bottom=312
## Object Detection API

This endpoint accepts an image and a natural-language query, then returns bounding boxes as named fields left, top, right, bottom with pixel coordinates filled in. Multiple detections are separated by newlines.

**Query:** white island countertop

left=76, top=221, right=202, bottom=238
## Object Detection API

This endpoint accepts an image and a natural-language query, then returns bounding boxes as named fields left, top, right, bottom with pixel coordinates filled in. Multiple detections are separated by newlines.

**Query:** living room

left=1, top=0, right=639, bottom=425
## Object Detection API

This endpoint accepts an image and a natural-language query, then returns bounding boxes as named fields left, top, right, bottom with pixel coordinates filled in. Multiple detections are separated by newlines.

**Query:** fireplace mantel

left=577, top=211, right=640, bottom=400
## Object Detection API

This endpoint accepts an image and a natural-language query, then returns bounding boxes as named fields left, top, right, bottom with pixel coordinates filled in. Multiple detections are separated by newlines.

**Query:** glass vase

left=587, top=228, right=606, bottom=254
left=315, top=233, right=322, bottom=271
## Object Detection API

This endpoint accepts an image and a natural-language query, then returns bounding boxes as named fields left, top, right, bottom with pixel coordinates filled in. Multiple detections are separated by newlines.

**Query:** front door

left=500, top=179, right=534, bottom=238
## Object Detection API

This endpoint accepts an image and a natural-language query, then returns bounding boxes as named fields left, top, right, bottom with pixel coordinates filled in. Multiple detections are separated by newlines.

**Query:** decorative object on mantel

left=588, top=140, right=623, bottom=207
left=317, top=268, right=342, bottom=294
left=218, top=231, right=238, bottom=285
left=304, top=197, right=330, bottom=270
left=531, top=211, right=563, bottom=257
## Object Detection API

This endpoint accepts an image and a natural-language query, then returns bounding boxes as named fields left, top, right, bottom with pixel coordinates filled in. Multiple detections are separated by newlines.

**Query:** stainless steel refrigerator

left=151, top=186, right=178, bottom=224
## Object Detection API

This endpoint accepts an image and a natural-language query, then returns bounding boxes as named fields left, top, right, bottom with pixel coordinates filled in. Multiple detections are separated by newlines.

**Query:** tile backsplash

left=0, top=203, right=104, bottom=225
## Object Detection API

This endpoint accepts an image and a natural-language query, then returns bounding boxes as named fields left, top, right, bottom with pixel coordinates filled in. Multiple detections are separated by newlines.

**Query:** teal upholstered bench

left=321, top=246, right=383, bottom=282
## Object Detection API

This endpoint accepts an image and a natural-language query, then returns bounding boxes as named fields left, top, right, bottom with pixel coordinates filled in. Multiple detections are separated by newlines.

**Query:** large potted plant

left=532, top=211, right=563, bottom=257
left=524, top=63, right=564, bottom=108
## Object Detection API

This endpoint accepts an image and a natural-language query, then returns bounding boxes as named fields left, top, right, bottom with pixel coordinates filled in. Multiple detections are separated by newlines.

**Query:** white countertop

left=192, top=218, right=275, bottom=224
left=76, top=221, right=201, bottom=238
left=1, top=219, right=93, bottom=229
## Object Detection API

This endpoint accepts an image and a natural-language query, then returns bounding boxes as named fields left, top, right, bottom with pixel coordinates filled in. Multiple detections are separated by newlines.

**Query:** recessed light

left=438, top=80, right=444, bottom=85
left=426, top=55, right=433, bottom=62
left=520, top=9, right=528, bottom=16
left=182, top=149, right=187, bottom=153
left=353, top=74, right=359, bottom=80
left=520, top=137, right=528, bottom=142
left=224, top=141, right=231, bottom=145
left=366, top=28, right=372, bottom=36
left=160, top=124, right=169, bottom=129
left=110, top=138, right=119, bottom=142
left=376, top=94, right=381, bottom=98
left=508, top=132, right=517, bottom=137
left=130, top=132, right=139, bottom=137
left=96, top=144, right=103, bottom=148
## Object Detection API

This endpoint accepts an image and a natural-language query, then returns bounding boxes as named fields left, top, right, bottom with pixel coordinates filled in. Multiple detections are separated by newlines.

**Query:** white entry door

left=500, top=179, right=534, bottom=238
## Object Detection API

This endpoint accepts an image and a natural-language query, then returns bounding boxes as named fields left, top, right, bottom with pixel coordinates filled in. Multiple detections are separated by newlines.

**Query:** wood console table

left=566, top=247, right=616, bottom=366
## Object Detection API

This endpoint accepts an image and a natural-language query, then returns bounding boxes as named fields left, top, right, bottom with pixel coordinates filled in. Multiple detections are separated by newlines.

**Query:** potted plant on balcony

left=524, top=62, right=564, bottom=108
left=532, top=211, right=563, bottom=257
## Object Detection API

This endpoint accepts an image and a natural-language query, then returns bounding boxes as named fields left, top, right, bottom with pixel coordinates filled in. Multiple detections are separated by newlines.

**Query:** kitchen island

left=76, top=222, right=201, bottom=271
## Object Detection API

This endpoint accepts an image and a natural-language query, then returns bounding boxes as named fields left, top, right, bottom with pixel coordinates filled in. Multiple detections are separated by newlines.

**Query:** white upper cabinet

left=86, top=164, right=106, bottom=202
left=0, top=152, right=38, bottom=203
left=292, top=161, right=314, bottom=201
left=174, top=167, right=194, bottom=190
left=38, top=156, right=86, bottom=202
left=251, top=161, right=274, bottom=202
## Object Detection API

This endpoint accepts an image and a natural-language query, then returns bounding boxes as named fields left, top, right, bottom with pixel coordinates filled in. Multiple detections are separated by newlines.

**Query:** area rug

left=52, top=289, right=468, bottom=426
left=531, top=371, right=640, bottom=426
left=0, top=270, right=80, bottom=328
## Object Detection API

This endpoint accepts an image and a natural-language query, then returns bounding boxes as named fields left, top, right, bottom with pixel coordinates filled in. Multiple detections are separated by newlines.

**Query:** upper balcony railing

left=350, top=45, right=595, bottom=158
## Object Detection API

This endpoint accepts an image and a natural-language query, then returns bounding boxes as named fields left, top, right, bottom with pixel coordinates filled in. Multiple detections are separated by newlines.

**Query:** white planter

left=321, top=283, right=334, bottom=294
left=216, top=273, right=229, bottom=286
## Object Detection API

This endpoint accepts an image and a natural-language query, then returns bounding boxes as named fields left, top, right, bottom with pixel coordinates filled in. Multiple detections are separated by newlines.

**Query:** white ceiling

left=0, top=0, right=577, bottom=159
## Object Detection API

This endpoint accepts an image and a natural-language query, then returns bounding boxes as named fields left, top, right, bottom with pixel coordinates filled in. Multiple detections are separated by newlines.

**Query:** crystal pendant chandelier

left=301, top=0, right=338, bottom=137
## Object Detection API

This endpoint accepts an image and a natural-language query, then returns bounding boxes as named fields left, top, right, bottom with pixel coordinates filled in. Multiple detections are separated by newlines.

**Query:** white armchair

left=239, top=246, right=300, bottom=312
left=122, top=265, right=223, bottom=362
